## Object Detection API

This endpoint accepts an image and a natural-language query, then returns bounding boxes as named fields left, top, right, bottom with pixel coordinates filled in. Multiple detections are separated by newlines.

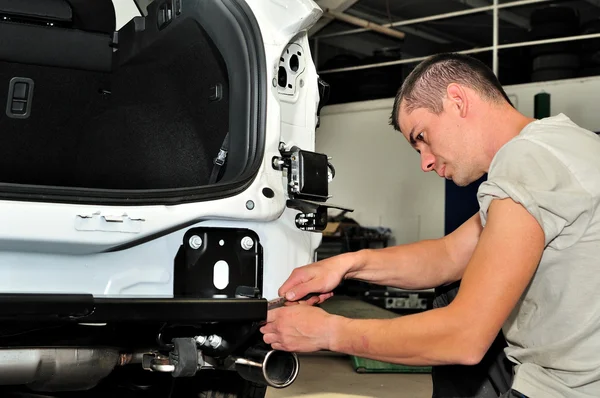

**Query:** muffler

left=233, top=346, right=299, bottom=388
left=0, top=348, right=120, bottom=391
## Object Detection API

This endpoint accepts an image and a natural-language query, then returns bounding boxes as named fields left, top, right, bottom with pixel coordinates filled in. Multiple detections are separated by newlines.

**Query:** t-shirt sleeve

left=477, top=139, right=593, bottom=249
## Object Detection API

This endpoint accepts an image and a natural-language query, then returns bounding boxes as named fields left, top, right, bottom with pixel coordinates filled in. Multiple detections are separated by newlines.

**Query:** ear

left=446, top=83, right=468, bottom=118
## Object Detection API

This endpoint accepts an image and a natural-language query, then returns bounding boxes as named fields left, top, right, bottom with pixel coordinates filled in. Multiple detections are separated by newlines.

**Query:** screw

left=189, top=235, right=203, bottom=249
left=195, top=335, right=207, bottom=346
left=241, top=236, right=254, bottom=250
left=207, top=335, right=222, bottom=349
left=272, top=78, right=277, bottom=87
left=272, top=157, right=285, bottom=169
left=299, top=79, right=304, bottom=87
left=246, top=200, right=255, bottom=210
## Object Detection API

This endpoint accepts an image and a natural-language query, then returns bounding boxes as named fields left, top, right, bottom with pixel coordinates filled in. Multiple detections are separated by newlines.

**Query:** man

left=260, top=53, right=600, bottom=398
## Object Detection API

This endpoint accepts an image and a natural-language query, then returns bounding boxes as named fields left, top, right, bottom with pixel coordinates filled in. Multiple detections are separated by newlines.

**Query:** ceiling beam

left=317, top=34, right=402, bottom=57
left=324, top=8, right=406, bottom=39
left=456, top=0, right=530, bottom=29
left=345, top=8, right=479, bottom=48
left=309, top=0, right=361, bottom=36
left=347, top=9, right=448, bottom=44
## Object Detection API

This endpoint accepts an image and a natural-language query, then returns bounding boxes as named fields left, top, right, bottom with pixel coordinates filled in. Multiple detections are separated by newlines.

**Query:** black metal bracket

left=287, top=199, right=354, bottom=232
left=174, top=227, right=263, bottom=299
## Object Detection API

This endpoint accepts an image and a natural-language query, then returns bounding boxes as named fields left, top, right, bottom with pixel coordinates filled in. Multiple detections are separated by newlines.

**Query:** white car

left=0, top=0, right=347, bottom=396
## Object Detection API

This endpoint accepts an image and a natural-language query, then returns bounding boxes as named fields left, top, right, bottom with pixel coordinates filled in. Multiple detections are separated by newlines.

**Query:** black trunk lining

left=0, top=20, right=229, bottom=190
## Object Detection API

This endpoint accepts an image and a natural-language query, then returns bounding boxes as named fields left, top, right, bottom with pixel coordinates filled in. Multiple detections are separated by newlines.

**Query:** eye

left=417, top=132, right=425, bottom=141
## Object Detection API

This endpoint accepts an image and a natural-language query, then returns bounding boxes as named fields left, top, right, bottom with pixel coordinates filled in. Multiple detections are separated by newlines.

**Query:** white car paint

left=0, top=0, right=325, bottom=300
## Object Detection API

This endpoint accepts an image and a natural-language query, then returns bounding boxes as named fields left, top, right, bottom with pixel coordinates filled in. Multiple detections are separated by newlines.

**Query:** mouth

left=437, top=166, right=446, bottom=178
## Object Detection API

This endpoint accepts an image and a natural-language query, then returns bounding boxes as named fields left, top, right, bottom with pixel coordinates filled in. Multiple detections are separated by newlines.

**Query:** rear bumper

left=0, top=294, right=267, bottom=323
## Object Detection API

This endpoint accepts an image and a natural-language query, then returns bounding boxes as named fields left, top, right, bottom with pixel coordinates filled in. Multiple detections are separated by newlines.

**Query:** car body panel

left=0, top=0, right=325, bottom=301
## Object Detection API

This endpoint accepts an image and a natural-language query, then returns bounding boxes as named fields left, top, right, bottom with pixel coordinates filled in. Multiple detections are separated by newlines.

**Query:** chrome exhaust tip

left=234, top=346, right=299, bottom=389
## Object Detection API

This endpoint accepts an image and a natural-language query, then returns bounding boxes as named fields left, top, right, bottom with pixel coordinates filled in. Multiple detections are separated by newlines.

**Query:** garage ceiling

left=309, top=0, right=600, bottom=104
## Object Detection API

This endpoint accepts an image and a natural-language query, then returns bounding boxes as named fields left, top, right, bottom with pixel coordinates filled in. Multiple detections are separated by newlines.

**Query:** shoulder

left=477, top=120, right=594, bottom=248
left=489, top=114, right=600, bottom=188
left=487, top=137, right=571, bottom=190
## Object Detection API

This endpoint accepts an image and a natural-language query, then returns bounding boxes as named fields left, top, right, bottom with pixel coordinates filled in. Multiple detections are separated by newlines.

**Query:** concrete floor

left=266, top=353, right=432, bottom=398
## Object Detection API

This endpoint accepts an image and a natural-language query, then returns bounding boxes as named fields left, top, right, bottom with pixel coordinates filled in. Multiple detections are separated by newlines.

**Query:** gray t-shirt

left=477, top=113, right=600, bottom=397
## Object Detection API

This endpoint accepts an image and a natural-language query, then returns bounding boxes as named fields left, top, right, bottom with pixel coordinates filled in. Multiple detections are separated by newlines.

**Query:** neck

left=479, top=103, right=535, bottom=172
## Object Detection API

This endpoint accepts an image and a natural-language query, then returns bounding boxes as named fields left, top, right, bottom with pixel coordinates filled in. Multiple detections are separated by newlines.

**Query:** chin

left=450, top=176, right=470, bottom=187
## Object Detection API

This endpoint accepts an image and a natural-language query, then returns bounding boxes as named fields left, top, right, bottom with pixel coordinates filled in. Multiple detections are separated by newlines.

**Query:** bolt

left=207, top=335, right=222, bottom=349
left=246, top=200, right=255, bottom=210
left=272, top=157, right=285, bottom=169
left=195, top=335, right=207, bottom=346
left=299, top=79, right=304, bottom=87
left=189, top=235, right=203, bottom=249
left=272, top=78, right=277, bottom=87
left=241, top=236, right=254, bottom=250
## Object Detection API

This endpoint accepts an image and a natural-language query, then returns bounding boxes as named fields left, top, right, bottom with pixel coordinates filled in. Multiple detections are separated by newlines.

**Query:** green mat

left=320, top=295, right=432, bottom=374
left=351, top=356, right=432, bottom=374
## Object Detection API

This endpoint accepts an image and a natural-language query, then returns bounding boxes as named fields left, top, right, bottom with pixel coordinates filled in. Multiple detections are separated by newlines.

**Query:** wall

left=317, top=99, right=445, bottom=245
left=316, top=75, right=600, bottom=245
left=504, top=76, right=600, bottom=131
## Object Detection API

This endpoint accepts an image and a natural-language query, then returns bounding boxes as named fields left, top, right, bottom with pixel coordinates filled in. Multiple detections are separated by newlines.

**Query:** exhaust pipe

left=233, top=346, right=299, bottom=389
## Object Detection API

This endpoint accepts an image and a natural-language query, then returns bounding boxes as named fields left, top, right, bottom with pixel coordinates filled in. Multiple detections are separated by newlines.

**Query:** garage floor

left=266, top=353, right=432, bottom=398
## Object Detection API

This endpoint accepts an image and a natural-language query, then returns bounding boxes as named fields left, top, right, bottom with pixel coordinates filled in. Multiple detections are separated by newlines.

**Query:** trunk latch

left=273, top=144, right=353, bottom=232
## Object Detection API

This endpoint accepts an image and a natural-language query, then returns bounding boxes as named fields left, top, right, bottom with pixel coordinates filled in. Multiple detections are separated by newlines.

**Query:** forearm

left=345, top=239, right=457, bottom=290
left=344, top=213, right=482, bottom=290
left=327, top=307, right=482, bottom=366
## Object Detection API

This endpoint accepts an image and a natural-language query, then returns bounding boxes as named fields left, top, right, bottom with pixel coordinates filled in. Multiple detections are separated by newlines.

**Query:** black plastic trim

left=0, top=0, right=267, bottom=206
left=0, top=23, right=113, bottom=72
left=0, top=0, right=72, bottom=22
left=0, top=293, right=267, bottom=323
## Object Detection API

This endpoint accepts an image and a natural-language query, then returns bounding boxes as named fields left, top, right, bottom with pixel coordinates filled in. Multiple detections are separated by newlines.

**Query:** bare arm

left=265, top=199, right=545, bottom=365
left=345, top=212, right=483, bottom=290
left=278, top=212, right=482, bottom=302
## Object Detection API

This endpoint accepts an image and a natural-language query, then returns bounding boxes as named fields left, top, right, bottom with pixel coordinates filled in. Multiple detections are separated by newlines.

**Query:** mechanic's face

left=398, top=100, right=480, bottom=187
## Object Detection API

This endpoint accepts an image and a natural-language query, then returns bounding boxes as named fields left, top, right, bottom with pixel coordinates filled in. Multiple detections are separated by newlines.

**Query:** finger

left=300, top=292, right=333, bottom=306
left=263, top=333, right=278, bottom=345
left=318, top=292, right=334, bottom=303
left=271, top=342, right=282, bottom=351
left=302, top=296, right=320, bottom=306
left=260, top=324, right=274, bottom=335
left=266, top=307, right=282, bottom=323
left=283, top=281, right=325, bottom=302
left=278, top=267, right=314, bottom=298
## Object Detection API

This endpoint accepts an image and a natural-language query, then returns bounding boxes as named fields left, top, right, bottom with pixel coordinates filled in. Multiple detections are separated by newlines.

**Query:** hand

left=278, top=253, right=354, bottom=304
left=260, top=303, right=337, bottom=352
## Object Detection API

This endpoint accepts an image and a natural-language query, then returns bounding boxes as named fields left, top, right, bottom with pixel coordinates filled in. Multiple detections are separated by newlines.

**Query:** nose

left=420, top=150, right=435, bottom=172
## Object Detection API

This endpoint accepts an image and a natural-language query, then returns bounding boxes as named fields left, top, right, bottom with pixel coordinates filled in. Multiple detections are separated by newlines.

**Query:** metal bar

left=0, top=293, right=268, bottom=323
left=459, top=0, right=530, bottom=29
left=318, top=32, right=600, bottom=74
left=314, top=0, right=552, bottom=40
left=493, top=0, right=499, bottom=76
left=496, top=32, right=600, bottom=50
left=323, top=9, right=405, bottom=40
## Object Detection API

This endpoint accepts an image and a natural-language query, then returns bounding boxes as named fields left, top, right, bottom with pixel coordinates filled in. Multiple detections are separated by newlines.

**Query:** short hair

left=389, top=53, right=512, bottom=131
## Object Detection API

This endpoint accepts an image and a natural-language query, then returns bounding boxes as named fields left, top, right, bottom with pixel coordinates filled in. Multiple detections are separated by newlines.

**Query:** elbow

left=457, top=348, right=485, bottom=366
left=454, top=338, right=488, bottom=366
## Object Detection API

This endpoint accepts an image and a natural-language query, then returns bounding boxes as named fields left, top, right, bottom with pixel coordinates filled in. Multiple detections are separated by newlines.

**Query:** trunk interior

left=0, top=8, right=230, bottom=191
